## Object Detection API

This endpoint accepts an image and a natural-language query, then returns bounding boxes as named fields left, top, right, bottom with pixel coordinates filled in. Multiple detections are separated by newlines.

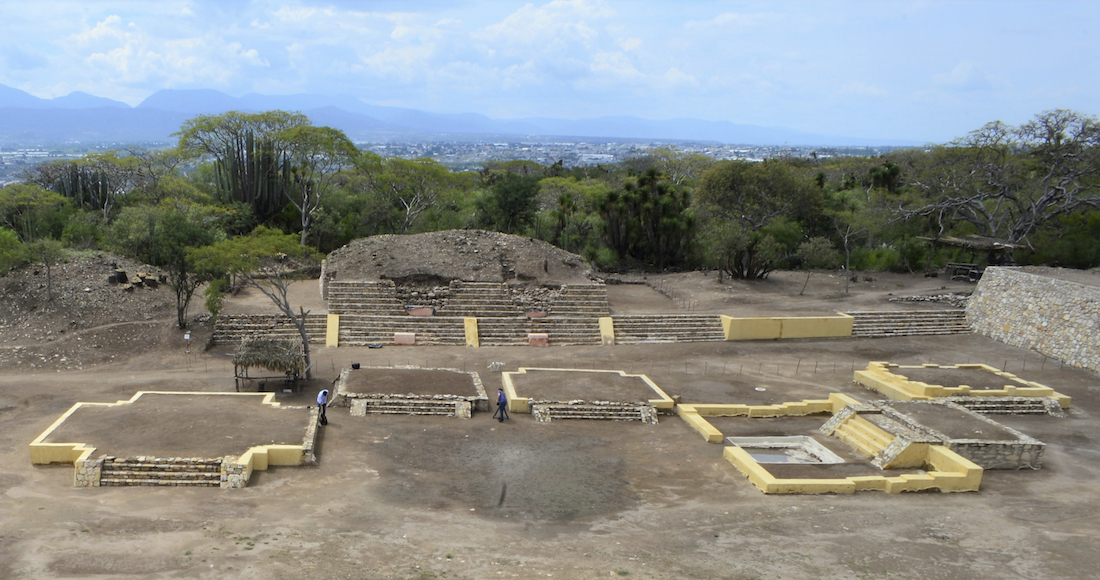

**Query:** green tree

left=476, top=172, right=540, bottom=234
left=21, top=238, right=65, bottom=301
left=188, top=227, right=322, bottom=378
left=696, top=160, right=820, bottom=279
left=280, top=125, right=357, bottom=244
left=900, top=109, right=1100, bottom=252
left=0, top=184, right=69, bottom=242
left=795, top=237, right=841, bottom=295
left=0, top=227, right=22, bottom=272
left=176, top=110, right=310, bottom=224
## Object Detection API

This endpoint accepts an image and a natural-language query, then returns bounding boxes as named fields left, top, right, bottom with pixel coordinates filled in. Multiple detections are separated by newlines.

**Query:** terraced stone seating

left=611, top=314, right=726, bottom=343
left=327, top=280, right=405, bottom=315
left=348, top=397, right=472, bottom=418
left=214, top=314, right=327, bottom=344
left=531, top=402, right=658, bottom=424
left=948, top=396, right=1066, bottom=417
left=550, top=283, right=610, bottom=317
left=337, top=314, right=467, bottom=346
left=98, top=457, right=223, bottom=487
left=440, top=281, right=522, bottom=317
left=846, top=310, right=970, bottom=338
left=477, top=316, right=602, bottom=346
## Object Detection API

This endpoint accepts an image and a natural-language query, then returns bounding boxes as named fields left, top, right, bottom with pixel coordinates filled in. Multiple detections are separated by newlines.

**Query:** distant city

left=0, top=138, right=911, bottom=185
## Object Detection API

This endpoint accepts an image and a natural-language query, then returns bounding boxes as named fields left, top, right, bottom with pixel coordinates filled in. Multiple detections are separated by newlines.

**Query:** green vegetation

left=2, top=108, right=1098, bottom=314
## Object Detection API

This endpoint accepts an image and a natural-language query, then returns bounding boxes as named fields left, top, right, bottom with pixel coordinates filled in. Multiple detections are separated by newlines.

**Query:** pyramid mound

left=323, top=230, right=595, bottom=287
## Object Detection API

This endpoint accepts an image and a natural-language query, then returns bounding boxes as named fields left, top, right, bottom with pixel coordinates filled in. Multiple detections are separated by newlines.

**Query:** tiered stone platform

left=214, top=313, right=328, bottom=344
left=502, top=368, right=674, bottom=423
left=30, top=392, right=319, bottom=489
left=855, top=362, right=1071, bottom=411
left=611, top=314, right=726, bottom=343
left=335, top=366, right=489, bottom=418
left=847, top=310, right=970, bottom=338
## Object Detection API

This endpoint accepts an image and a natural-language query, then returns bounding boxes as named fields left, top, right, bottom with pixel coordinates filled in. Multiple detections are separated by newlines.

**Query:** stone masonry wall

left=967, top=267, right=1100, bottom=373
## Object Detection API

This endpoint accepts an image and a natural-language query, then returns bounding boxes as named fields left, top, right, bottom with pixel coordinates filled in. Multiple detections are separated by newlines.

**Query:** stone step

left=101, top=470, right=221, bottom=480
left=531, top=403, right=658, bottom=424
left=100, top=478, right=222, bottom=487
left=833, top=419, right=892, bottom=458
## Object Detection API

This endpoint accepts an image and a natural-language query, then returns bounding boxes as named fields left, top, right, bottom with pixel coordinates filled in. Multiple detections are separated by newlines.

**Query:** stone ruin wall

left=967, top=267, right=1100, bottom=373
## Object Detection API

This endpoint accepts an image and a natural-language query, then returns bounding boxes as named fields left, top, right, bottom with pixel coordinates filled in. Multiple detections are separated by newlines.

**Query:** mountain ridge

left=0, top=84, right=923, bottom=147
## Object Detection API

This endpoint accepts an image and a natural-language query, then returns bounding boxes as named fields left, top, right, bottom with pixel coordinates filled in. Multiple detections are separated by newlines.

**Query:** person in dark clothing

left=317, top=388, right=329, bottom=425
left=493, top=388, right=509, bottom=422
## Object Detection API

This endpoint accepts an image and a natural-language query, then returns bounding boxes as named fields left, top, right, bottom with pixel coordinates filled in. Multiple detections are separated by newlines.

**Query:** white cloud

left=933, top=61, right=993, bottom=92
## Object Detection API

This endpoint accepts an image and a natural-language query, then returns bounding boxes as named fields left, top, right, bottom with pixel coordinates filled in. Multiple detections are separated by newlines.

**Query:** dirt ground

left=510, top=369, right=658, bottom=402
left=43, top=393, right=309, bottom=458
left=894, top=366, right=1033, bottom=390
left=2, top=266, right=1100, bottom=579
left=342, top=368, right=479, bottom=397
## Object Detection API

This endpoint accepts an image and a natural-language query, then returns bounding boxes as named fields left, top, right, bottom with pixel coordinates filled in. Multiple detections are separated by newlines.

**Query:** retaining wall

left=968, top=267, right=1100, bottom=373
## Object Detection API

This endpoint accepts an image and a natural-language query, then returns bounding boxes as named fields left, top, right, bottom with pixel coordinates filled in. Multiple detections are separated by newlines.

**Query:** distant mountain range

left=0, top=84, right=923, bottom=147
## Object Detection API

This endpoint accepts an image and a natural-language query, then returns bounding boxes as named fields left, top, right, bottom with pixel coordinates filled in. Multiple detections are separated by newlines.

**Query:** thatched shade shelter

left=233, top=338, right=306, bottom=392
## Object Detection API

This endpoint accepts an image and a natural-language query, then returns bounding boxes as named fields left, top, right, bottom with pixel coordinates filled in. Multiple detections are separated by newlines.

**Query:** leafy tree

left=109, top=202, right=225, bottom=328
left=23, top=151, right=138, bottom=221
left=696, top=160, right=820, bottom=278
left=279, top=125, right=357, bottom=244
left=0, top=184, right=69, bottom=242
left=0, top=227, right=21, bottom=272
left=795, top=237, right=841, bottom=295
left=476, top=172, right=540, bottom=234
left=900, top=109, right=1100, bottom=251
left=21, top=238, right=64, bottom=301
left=598, top=168, right=694, bottom=269
left=176, top=110, right=310, bottom=224
left=188, top=227, right=322, bottom=378
left=356, top=156, right=458, bottom=234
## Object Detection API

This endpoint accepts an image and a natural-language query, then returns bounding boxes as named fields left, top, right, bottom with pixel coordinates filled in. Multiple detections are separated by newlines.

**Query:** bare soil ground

left=893, top=366, right=1029, bottom=390
left=43, top=393, right=309, bottom=458
left=2, top=258, right=1100, bottom=579
left=510, top=369, right=658, bottom=402
left=884, top=401, right=1021, bottom=441
left=343, top=368, right=478, bottom=397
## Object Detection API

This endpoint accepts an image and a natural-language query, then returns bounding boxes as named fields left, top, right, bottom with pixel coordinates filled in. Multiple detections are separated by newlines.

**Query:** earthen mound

left=323, top=230, right=596, bottom=287
left=0, top=252, right=174, bottom=344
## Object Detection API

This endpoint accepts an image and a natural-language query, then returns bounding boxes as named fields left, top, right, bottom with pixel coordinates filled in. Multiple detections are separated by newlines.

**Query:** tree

left=109, top=202, right=224, bottom=328
left=21, top=238, right=64, bottom=301
left=0, top=184, right=68, bottom=242
left=279, top=125, right=357, bottom=244
left=476, top=172, right=540, bottom=234
left=188, top=227, right=322, bottom=378
left=900, top=109, right=1100, bottom=251
left=795, top=237, right=840, bottom=295
left=23, top=152, right=138, bottom=221
left=364, top=157, right=457, bottom=233
left=176, top=110, right=310, bottom=224
left=696, top=160, right=821, bottom=279
left=0, top=227, right=22, bottom=272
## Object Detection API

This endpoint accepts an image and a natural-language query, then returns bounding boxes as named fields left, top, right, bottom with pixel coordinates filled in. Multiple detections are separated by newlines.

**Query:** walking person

left=493, top=388, right=509, bottom=422
left=317, top=388, right=329, bottom=425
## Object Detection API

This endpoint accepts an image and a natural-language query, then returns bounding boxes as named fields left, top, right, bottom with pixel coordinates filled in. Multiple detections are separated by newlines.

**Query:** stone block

left=394, top=332, right=416, bottom=345
left=527, top=333, right=549, bottom=347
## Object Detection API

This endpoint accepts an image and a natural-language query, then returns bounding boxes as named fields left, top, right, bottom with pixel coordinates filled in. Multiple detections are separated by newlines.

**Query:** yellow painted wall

left=464, top=317, right=480, bottom=348
left=721, top=313, right=854, bottom=340
left=326, top=314, right=340, bottom=347
left=598, top=317, right=615, bottom=346
left=855, top=361, right=1072, bottom=408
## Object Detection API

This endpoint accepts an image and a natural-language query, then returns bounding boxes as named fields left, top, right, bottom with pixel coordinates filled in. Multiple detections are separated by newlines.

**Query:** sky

left=0, top=0, right=1097, bottom=143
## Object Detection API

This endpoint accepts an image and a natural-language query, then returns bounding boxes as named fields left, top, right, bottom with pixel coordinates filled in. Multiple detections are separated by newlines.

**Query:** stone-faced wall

left=967, top=267, right=1100, bottom=373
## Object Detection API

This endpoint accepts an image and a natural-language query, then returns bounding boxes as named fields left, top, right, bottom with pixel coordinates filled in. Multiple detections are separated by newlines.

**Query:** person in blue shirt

left=317, top=389, right=329, bottom=425
left=493, top=388, right=508, bottom=422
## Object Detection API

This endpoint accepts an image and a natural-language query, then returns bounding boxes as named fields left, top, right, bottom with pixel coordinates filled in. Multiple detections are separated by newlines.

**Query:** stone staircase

left=327, top=280, right=405, bottom=315
left=948, top=396, right=1066, bottom=417
left=214, top=314, right=327, bottom=344
left=337, top=314, right=467, bottom=346
left=477, top=316, right=602, bottom=346
left=349, top=397, right=472, bottom=418
left=531, top=402, right=658, bottom=424
left=846, top=310, right=970, bottom=338
left=98, top=457, right=223, bottom=487
left=611, top=314, right=726, bottom=343
left=550, top=284, right=611, bottom=317
left=828, top=413, right=895, bottom=459
left=440, top=281, right=522, bottom=317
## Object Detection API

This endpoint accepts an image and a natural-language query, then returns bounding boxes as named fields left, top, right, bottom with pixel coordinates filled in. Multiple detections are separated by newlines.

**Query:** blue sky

left=1, top=0, right=1096, bottom=142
